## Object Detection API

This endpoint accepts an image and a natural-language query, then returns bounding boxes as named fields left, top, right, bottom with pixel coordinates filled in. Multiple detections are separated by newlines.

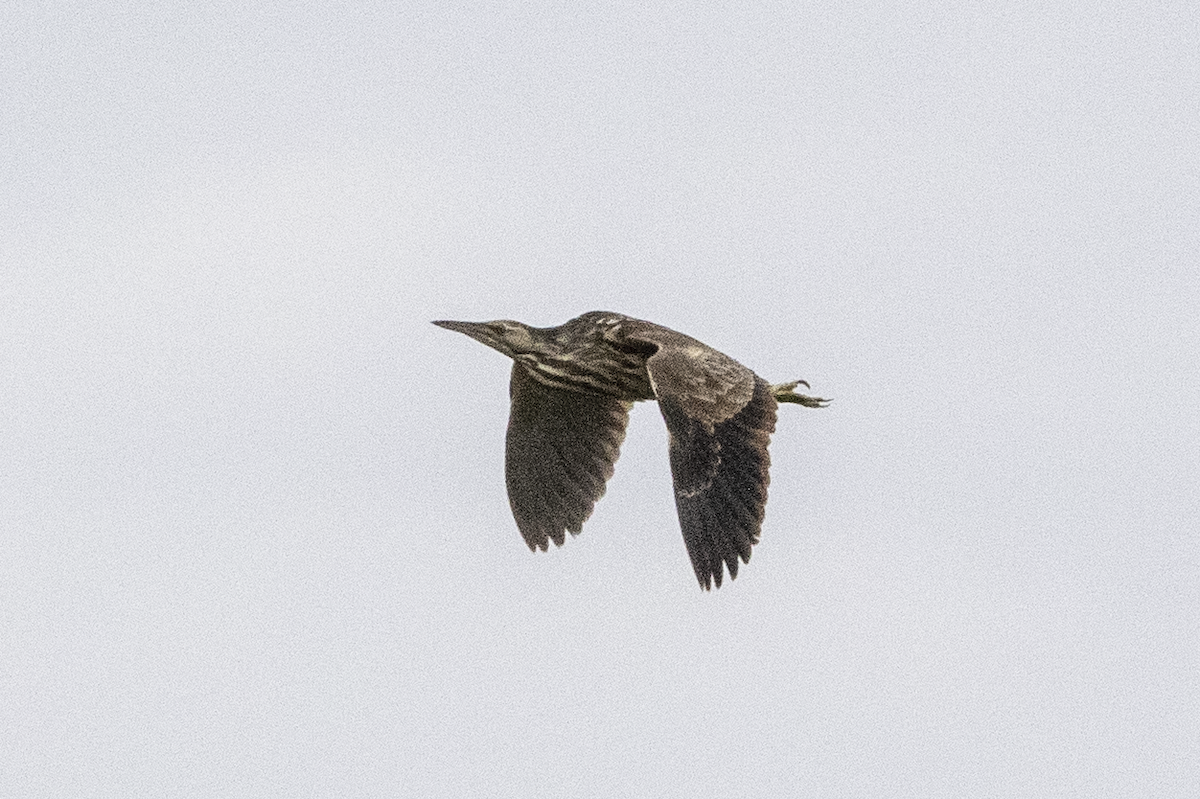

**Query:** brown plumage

left=433, top=311, right=828, bottom=590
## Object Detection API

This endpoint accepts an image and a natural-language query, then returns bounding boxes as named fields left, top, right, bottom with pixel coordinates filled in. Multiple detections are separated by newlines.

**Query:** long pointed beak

left=432, top=319, right=500, bottom=350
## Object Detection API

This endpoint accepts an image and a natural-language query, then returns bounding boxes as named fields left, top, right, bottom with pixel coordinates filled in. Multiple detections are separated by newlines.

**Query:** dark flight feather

left=505, top=364, right=632, bottom=551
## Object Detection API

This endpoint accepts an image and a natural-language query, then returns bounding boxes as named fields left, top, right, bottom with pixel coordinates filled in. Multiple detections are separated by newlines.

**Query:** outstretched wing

left=505, top=364, right=632, bottom=551
left=624, top=324, right=777, bottom=589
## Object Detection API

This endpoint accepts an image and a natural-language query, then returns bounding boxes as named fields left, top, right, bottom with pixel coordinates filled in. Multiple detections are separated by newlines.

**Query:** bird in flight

left=433, top=311, right=828, bottom=590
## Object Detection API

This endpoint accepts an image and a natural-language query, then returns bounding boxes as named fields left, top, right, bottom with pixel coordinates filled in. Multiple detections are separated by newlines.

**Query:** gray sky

left=4, top=2, right=1198, bottom=796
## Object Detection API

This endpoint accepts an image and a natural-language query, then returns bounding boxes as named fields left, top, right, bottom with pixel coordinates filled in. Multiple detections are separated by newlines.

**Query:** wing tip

left=694, top=554, right=753, bottom=591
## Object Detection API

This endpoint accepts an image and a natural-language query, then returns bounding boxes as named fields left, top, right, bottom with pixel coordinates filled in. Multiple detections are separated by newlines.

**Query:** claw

left=771, top=380, right=831, bottom=408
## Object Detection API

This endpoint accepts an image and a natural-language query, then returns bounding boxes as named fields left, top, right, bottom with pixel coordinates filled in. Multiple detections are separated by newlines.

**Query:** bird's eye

left=498, top=323, right=531, bottom=350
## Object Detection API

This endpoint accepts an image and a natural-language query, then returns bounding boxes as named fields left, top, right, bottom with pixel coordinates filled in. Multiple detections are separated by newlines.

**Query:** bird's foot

left=771, top=380, right=831, bottom=408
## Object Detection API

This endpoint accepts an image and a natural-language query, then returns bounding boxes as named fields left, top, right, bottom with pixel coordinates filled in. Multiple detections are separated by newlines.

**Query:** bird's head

left=432, top=318, right=552, bottom=360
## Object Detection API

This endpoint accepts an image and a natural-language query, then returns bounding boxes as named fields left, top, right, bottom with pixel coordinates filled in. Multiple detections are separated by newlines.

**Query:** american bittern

left=433, top=311, right=828, bottom=590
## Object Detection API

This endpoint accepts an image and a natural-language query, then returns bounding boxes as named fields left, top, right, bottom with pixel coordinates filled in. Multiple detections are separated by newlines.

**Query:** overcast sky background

left=4, top=2, right=1198, bottom=796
